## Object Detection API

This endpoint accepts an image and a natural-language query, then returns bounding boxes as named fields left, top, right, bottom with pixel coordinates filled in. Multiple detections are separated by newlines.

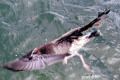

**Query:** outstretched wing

left=4, top=53, right=70, bottom=71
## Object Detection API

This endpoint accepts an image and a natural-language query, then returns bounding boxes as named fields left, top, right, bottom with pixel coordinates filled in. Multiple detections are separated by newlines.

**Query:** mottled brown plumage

left=3, top=8, right=110, bottom=71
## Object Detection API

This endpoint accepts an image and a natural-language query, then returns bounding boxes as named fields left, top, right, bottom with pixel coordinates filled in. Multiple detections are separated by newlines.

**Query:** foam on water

left=0, top=0, right=120, bottom=80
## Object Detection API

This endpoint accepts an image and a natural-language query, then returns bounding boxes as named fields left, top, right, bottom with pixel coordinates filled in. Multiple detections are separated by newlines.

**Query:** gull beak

left=88, top=30, right=100, bottom=39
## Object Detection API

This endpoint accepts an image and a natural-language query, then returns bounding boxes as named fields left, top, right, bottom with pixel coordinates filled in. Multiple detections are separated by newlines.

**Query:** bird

left=3, top=8, right=110, bottom=72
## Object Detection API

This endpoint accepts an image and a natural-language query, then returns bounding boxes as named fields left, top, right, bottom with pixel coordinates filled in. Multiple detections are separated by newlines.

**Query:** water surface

left=0, top=0, right=120, bottom=80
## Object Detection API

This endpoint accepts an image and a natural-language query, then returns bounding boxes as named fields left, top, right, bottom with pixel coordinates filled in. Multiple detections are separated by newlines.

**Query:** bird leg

left=62, top=53, right=75, bottom=65
left=62, top=52, right=91, bottom=72
left=76, top=53, right=91, bottom=72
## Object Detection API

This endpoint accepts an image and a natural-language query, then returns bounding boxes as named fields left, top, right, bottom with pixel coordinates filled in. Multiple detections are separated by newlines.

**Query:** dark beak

left=88, top=30, right=100, bottom=38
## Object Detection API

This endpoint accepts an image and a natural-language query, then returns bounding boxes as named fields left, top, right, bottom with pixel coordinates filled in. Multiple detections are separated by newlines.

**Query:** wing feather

left=42, top=53, right=70, bottom=65
left=4, top=53, right=70, bottom=71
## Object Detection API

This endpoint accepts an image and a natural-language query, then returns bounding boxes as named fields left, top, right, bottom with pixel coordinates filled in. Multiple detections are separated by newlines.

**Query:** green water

left=0, top=0, right=120, bottom=80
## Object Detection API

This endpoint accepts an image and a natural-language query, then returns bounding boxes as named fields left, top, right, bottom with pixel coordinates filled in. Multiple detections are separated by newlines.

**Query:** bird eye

left=33, top=52, right=37, bottom=54
left=29, top=57, right=33, bottom=60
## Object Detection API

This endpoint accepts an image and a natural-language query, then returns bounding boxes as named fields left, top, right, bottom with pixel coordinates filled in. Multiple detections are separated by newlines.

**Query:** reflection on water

left=0, top=0, right=120, bottom=80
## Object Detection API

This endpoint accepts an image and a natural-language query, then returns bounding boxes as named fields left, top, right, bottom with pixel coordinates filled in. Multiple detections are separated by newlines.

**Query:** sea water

left=0, top=0, right=120, bottom=80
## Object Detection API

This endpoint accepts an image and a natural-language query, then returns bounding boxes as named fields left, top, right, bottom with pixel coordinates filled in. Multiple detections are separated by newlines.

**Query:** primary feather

left=4, top=53, right=70, bottom=71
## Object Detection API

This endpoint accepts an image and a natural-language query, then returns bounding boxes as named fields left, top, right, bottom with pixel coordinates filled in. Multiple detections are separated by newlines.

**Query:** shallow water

left=0, top=0, right=120, bottom=80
